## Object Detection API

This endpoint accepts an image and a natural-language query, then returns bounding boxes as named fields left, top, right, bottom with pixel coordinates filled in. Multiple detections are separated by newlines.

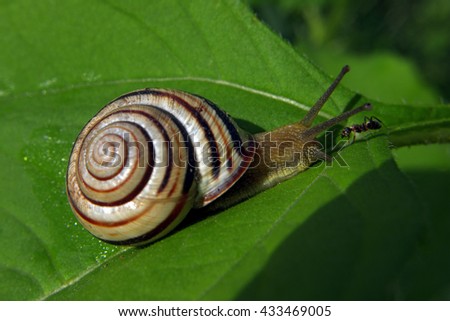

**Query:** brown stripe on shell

left=107, top=108, right=174, bottom=194
left=79, top=121, right=154, bottom=207
left=82, top=132, right=130, bottom=184
left=195, top=95, right=246, bottom=155
left=67, top=189, right=153, bottom=228
left=101, top=194, right=191, bottom=245
left=119, top=89, right=256, bottom=206
left=202, top=139, right=256, bottom=204
left=129, top=89, right=222, bottom=180
left=85, top=134, right=127, bottom=181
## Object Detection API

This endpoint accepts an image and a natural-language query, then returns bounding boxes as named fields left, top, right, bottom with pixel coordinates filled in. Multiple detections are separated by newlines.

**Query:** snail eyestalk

left=300, top=65, right=350, bottom=127
left=302, top=103, right=372, bottom=139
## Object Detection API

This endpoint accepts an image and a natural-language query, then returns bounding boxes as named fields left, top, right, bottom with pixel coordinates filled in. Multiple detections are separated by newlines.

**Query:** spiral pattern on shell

left=66, top=89, right=255, bottom=244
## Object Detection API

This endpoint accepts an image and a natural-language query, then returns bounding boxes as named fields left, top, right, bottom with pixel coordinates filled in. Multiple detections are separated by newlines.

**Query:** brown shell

left=66, top=89, right=255, bottom=244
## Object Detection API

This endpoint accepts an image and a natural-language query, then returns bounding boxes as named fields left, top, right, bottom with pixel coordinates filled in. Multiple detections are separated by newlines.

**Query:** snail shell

left=66, top=89, right=255, bottom=245
left=67, top=66, right=373, bottom=245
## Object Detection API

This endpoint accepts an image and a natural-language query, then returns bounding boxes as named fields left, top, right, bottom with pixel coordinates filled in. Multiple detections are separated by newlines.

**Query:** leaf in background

left=0, top=0, right=447, bottom=300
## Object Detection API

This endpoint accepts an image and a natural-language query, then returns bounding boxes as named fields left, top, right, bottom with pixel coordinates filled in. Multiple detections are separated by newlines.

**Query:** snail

left=66, top=65, right=373, bottom=245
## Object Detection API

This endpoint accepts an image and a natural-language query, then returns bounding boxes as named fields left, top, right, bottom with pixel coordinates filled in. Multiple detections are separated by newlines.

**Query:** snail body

left=66, top=66, right=373, bottom=245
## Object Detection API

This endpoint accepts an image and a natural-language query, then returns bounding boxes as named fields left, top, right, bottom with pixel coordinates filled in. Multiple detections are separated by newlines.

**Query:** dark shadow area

left=236, top=159, right=430, bottom=300
left=233, top=117, right=266, bottom=134
left=395, top=170, right=450, bottom=300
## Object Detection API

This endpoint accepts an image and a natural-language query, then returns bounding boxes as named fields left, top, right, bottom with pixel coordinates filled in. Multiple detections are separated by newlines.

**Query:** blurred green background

left=246, top=0, right=449, bottom=105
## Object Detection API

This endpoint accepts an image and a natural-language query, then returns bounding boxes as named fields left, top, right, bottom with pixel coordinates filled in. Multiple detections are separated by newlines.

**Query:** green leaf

left=0, top=0, right=448, bottom=300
